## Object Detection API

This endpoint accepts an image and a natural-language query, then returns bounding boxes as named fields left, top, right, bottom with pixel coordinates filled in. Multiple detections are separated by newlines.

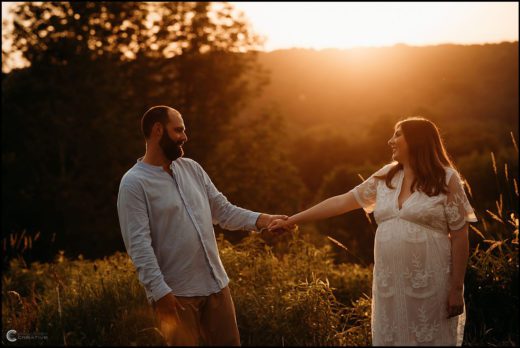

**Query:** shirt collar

left=136, top=157, right=173, bottom=173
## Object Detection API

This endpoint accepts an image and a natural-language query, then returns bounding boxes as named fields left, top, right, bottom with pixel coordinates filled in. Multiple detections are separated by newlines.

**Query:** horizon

left=250, top=40, right=519, bottom=52
left=2, top=40, right=518, bottom=74
left=2, top=2, right=518, bottom=72
left=233, top=2, right=519, bottom=51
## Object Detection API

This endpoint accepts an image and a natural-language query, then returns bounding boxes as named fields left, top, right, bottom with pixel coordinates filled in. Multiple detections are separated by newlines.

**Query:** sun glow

left=232, top=2, right=519, bottom=50
left=1, top=1, right=518, bottom=72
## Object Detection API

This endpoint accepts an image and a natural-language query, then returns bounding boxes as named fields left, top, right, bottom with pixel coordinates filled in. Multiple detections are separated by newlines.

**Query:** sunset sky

left=232, top=2, right=519, bottom=50
left=2, top=1, right=518, bottom=68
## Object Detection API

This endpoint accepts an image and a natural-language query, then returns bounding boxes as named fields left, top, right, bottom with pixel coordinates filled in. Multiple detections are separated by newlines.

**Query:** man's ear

left=153, top=122, right=163, bottom=138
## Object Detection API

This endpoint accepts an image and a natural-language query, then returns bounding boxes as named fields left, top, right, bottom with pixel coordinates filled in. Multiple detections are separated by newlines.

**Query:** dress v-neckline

left=397, top=170, right=414, bottom=211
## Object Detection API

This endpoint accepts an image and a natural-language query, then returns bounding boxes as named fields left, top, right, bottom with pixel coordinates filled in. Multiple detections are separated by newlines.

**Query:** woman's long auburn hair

left=375, top=117, right=455, bottom=196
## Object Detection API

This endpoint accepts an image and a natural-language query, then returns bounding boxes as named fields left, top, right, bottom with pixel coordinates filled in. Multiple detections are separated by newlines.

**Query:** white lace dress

left=352, top=163, right=477, bottom=346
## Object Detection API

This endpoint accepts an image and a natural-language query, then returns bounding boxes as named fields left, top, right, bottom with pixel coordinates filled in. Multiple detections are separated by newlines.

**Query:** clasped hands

left=256, top=213, right=297, bottom=232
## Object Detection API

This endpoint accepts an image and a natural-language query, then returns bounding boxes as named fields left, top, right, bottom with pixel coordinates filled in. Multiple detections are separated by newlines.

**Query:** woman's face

left=388, top=125, right=409, bottom=163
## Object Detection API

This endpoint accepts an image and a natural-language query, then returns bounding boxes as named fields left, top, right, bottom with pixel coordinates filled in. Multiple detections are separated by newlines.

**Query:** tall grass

left=2, top=232, right=372, bottom=346
left=2, top=252, right=163, bottom=346
left=2, top=215, right=517, bottom=346
left=2, top=140, right=518, bottom=346
left=461, top=141, right=519, bottom=346
left=218, top=232, right=372, bottom=346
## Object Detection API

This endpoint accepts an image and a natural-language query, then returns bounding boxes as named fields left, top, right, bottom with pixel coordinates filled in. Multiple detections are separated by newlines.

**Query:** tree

left=2, top=1, right=266, bottom=259
left=287, top=125, right=365, bottom=197
left=206, top=106, right=307, bottom=242
left=314, top=164, right=379, bottom=265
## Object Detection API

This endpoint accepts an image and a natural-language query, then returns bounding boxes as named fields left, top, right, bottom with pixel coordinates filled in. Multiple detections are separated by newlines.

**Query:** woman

left=269, top=116, right=477, bottom=346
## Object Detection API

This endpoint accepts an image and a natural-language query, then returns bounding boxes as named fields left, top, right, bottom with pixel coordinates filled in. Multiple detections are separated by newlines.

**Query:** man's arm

left=198, top=164, right=285, bottom=231
left=117, top=181, right=172, bottom=302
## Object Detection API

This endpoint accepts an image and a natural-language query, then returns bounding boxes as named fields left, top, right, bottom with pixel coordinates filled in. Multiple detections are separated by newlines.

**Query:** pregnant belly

left=375, top=219, right=449, bottom=247
left=374, top=220, right=452, bottom=298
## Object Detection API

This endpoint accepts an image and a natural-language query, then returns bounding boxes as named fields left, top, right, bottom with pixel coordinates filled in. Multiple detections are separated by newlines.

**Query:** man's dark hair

left=141, top=105, right=172, bottom=139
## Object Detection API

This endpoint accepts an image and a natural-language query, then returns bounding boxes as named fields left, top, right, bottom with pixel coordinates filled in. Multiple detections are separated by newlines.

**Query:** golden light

left=233, top=2, right=519, bottom=50
left=2, top=2, right=518, bottom=72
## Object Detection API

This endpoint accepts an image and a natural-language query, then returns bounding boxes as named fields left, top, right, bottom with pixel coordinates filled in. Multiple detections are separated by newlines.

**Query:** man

left=117, top=105, right=287, bottom=346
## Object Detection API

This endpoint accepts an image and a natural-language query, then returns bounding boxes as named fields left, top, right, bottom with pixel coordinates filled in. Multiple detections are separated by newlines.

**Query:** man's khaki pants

left=152, top=286, right=241, bottom=346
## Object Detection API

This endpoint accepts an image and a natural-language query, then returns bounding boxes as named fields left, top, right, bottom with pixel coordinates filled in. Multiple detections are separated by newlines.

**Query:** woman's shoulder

left=444, top=166, right=461, bottom=185
left=374, top=162, right=399, bottom=176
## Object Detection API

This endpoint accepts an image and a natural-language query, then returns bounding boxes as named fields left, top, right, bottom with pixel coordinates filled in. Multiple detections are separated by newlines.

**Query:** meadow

left=2, top=3, right=517, bottom=346
left=2, top=154, right=518, bottom=346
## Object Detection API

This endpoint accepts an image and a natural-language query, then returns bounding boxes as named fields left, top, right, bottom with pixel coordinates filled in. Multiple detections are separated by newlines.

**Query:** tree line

left=2, top=2, right=518, bottom=265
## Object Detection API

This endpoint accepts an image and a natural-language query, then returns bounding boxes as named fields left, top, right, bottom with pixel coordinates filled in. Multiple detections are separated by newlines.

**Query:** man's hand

left=268, top=218, right=296, bottom=231
left=255, top=214, right=288, bottom=231
left=155, top=292, right=186, bottom=322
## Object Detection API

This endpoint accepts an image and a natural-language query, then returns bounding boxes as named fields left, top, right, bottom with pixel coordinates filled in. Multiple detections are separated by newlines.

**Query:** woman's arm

left=269, top=190, right=362, bottom=230
left=447, top=223, right=469, bottom=318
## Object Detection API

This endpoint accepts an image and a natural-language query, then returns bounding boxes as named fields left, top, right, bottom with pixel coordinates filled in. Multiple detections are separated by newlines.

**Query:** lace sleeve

left=352, top=164, right=392, bottom=213
left=444, top=170, right=478, bottom=231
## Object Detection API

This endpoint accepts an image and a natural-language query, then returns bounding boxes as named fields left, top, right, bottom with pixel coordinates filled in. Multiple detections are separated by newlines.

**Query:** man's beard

left=159, top=131, right=184, bottom=161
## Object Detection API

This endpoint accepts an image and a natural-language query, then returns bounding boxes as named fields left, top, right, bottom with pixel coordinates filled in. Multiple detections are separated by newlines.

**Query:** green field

left=2, top=207, right=517, bottom=346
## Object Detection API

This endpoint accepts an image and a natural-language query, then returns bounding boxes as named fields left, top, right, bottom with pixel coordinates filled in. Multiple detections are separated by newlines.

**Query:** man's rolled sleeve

left=245, top=211, right=262, bottom=231
left=117, top=181, right=172, bottom=302
left=197, top=165, right=261, bottom=231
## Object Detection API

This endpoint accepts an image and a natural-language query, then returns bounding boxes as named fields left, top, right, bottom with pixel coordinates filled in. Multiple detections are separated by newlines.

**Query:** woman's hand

left=446, top=287, right=464, bottom=318
left=268, top=218, right=296, bottom=231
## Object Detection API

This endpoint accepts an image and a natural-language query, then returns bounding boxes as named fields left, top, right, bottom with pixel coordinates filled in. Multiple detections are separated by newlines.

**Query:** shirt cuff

left=150, top=280, right=173, bottom=302
left=247, top=212, right=262, bottom=231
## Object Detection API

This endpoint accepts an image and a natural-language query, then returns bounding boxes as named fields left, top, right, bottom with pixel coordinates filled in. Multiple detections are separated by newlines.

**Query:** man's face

left=159, top=110, right=187, bottom=161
